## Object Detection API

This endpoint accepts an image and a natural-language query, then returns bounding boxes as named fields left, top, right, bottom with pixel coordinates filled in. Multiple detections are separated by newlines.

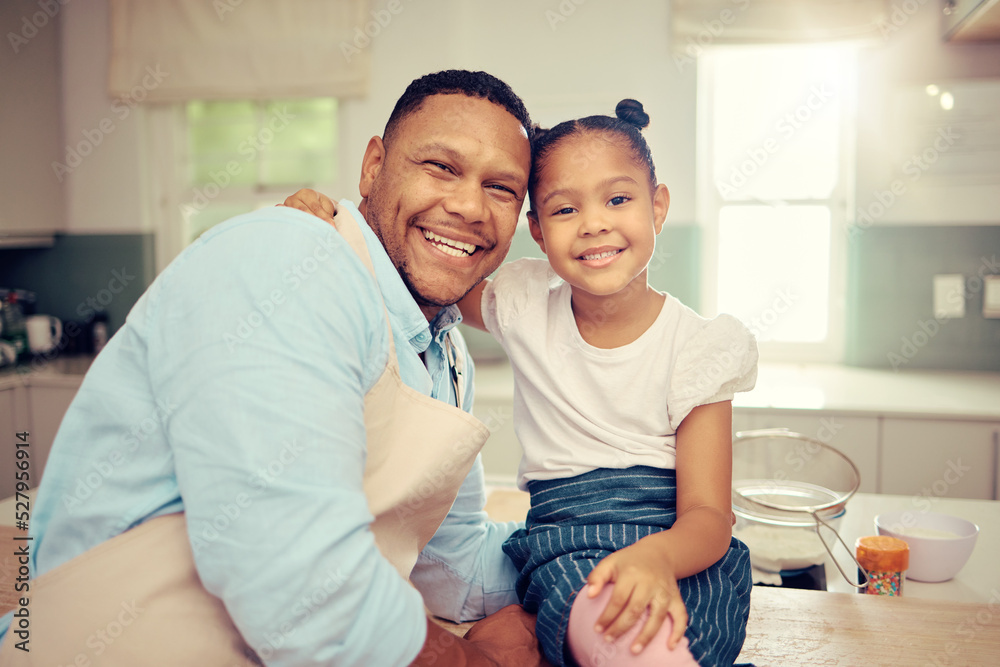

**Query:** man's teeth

left=581, top=249, right=622, bottom=261
left=423, top=230, right=476, bottom=257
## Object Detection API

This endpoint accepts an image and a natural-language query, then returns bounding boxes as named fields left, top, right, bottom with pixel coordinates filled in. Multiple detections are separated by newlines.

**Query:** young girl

left=284, top=100, right=756, bottom=667
left=455, top=100, right=756, bottom=667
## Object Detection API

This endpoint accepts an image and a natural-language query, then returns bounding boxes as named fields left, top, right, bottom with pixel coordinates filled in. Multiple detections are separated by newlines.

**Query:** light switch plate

left=984, top=275, right=1000, bottom=318
left=933, top=274, right=965, bottom=319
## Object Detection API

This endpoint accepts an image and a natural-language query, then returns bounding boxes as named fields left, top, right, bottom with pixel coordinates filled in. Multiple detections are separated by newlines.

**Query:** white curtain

left=671, top=0, right=891, bottom=46
left=109, top=0, right=371, bottom=101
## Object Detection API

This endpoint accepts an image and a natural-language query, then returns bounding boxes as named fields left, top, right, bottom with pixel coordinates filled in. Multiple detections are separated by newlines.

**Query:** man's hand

left=412, top=606, right=552, bottom=667
left=585, top=538, right=688, bottom=654
left=280, top=188, right=337, bottom=223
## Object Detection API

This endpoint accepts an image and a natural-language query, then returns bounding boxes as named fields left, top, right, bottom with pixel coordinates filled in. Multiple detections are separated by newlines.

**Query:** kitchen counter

left=0, top=354, right=94, bottom=390
left=824, top=492, right=1000, bottom=604
left=738, top=586, right=1000, bottom=666
left=484, top=488, right=1000, bottom=605
left=734, top=362, right=1000, bottom=421
left=474, top=360, right=1000, bottom=421
left=445, top=489, right=1000, bottom=665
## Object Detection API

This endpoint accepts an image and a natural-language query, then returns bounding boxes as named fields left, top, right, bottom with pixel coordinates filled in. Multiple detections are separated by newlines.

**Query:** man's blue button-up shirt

left=0, top=202, right=520, bottom=666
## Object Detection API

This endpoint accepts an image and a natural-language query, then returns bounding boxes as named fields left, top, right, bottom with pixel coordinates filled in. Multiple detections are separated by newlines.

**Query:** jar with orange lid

left=856, top=535, right=909, bottom=595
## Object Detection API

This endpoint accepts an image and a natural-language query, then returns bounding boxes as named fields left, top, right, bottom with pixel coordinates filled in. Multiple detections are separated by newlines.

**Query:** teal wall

left=0, top=234, right=156, bottom=336
left=846, top=225, right=1000, bottom=372
left=4, top=225, right=998, bottom=372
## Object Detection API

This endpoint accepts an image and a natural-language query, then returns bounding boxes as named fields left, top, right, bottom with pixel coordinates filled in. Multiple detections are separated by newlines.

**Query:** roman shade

left=108, top=0, right=372, bottom=101
left=671, top=0, right=892, bottom=46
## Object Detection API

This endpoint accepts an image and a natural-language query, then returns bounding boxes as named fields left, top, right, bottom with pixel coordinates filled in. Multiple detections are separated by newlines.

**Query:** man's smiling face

left=359, top=94, right=531, bottom=317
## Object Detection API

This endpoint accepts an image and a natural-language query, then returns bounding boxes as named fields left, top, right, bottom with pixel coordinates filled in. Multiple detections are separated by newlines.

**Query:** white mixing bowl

left=875, top=510, right=979, bottom=583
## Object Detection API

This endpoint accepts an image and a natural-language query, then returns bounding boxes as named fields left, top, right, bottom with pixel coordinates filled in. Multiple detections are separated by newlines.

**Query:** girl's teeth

left=581, top=249, right=621, bottom=261
left=422, top=229, right=476, bottom=255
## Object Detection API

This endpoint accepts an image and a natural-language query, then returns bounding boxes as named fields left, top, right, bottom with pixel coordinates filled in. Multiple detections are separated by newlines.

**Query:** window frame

left=696, top=44, right=858, bottom=364
left=142, top=100, right=343, bottom=274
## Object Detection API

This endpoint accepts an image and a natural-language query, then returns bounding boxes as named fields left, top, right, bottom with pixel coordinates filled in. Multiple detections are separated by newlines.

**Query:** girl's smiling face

left=528, top=131, right=670, bottom=298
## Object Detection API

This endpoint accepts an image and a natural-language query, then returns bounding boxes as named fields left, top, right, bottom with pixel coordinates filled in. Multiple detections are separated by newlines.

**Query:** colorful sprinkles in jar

left=856, top=535, right=909, bottom=596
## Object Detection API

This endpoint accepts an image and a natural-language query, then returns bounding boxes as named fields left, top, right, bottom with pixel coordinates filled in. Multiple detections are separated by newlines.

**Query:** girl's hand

left=281, top=188, right=337, bottom=223
left=586, top=537, right=688, bottom=653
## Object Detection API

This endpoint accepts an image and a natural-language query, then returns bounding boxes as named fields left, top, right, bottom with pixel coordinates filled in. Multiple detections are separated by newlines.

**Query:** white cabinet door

left=0, top=384, right=31, bottom=498
left=880, top=419, right=1000, bottom=500
left=26, top=384, right=80, bottom=490
left=0, top=0, right=65, bottom=238
left=995, top=430, right=1000, bottom=501
left=733, top=409, right=880, bottom=493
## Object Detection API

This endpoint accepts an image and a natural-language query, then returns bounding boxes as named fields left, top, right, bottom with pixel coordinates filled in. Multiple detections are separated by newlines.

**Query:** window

left=698, top=45, right=857, bottom=362
left=143, top=98, right=340, bottom=270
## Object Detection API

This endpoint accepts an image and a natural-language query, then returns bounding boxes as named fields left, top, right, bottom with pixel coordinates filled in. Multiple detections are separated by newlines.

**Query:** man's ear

left=652, top=184, right=670, bottom=235
left=359, top=136, right=386, bottom=199
left=527, top=211, right=547, bottom=254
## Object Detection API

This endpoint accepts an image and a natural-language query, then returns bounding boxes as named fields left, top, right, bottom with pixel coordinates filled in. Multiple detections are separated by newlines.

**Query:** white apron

left=0, top=208, right=490, bottom=665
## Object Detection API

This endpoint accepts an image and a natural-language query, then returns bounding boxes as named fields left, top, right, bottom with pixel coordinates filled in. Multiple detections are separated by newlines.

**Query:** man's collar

left=339, top=200, right=461, bottom=353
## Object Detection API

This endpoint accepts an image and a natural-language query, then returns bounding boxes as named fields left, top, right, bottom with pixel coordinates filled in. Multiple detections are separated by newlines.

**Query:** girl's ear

left=527, top=211, right=547, bottom=254
left=359, top=136, right=386, bottom=199
left=652, top=184, right=670, bottom=234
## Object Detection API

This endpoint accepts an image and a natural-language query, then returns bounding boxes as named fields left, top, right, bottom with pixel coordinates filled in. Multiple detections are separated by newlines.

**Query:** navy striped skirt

left=502, top=466, right=752, bottom=667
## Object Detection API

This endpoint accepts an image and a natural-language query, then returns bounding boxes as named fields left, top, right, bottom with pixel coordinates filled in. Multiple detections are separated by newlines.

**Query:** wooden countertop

left=465, top=488, right=1000, bottom=665
left=432, top=579, right=1000, bottom=665
left=740, top=586, right=1000, bottom=666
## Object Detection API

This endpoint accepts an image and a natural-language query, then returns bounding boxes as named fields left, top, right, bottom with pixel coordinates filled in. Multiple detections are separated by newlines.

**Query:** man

left=0, top=70, right=545, bottom=666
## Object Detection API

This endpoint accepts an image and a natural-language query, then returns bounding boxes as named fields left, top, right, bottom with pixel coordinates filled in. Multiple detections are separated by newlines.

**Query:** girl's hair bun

left=615, top=99, right=649, bottom=130
left=532, top=123, right=550, bottom=144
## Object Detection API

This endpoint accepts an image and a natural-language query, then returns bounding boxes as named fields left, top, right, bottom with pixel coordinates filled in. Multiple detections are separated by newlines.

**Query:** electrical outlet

left=984, top=275, right=1000, bottom=319
left=933, top=274, right=965, bottom=319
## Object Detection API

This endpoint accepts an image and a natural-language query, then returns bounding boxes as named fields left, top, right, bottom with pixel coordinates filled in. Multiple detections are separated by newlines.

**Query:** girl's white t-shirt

left=481, top=258, right=758, bottom=490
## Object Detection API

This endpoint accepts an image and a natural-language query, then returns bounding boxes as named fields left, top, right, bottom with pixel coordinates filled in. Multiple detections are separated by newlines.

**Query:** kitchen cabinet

left=733, top=409, right=880, bottom=493
left=26, top=384, right=78, bottom=490
left=0, top=0, right=65, bottom=244
left=0, top=377, right=81, bottom=498
left=0, top=383, right=31, bottom=498
left=880, top=418, right=1000, bottom=500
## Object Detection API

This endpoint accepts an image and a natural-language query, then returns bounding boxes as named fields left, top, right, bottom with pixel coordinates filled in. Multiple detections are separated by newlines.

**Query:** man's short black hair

left=383, top=70, right=533, bottom=143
